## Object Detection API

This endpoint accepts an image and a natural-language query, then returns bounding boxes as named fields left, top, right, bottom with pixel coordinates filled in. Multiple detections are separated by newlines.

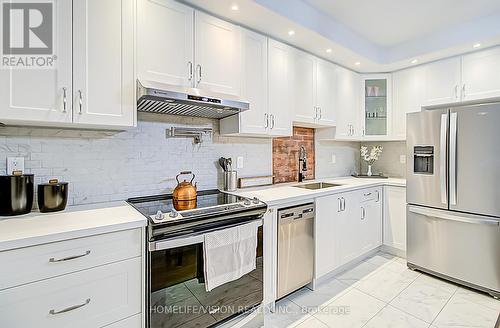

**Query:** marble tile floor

left=240, top=252, right=500, bottom=328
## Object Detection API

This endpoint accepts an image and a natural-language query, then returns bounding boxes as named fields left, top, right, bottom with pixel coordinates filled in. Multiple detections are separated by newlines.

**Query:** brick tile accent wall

left=273, top=127, right=315, bottom=183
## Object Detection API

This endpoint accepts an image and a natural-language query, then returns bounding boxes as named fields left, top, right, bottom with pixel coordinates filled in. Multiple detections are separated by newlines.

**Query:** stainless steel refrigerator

left=406, top=102, right=500, bottom=298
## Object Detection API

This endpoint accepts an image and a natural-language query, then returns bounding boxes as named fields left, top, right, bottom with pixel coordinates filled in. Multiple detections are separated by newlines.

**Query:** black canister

left=0, top=173, right=34, bottom=216
left=37, top=179, right=69, bottom=213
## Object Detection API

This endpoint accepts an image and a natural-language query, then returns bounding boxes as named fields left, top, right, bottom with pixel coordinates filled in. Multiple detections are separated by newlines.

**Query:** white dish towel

left=203, top=221, right=260, bottom=292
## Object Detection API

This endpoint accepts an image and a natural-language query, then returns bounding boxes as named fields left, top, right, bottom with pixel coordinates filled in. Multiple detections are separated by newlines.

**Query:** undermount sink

left=293, top=182, right=342, bottom=190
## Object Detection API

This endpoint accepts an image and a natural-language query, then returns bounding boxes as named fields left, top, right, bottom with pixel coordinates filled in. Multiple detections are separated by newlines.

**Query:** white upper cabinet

left=461, top=46, right=500, bottom=101
left=73, top=0, right=135, bottom=127
left=137, top=0, right=194, bottom=87
left=334, top=66, right=361, bottom=139
left=422, top=57, right=461, bottom=107
left=268, top=40, right=293, bottom=136
left=392, top=65, right=425, bottom=139
left=315, top=59, right=336, bottom=127
left=239, top=29, right=268, bottom=134
left=362, top=74, right=392, bottom=139
left=0, top=0, right=72, bottom=125
left=291, top=49, right=316, bottom=125
left=220, top=29, right=268, bottom=135
left=292, top=54, right=336, bottom=127
left=0, top=0, right=135, bottom=129
left=195, top=12, right=241, bottom=97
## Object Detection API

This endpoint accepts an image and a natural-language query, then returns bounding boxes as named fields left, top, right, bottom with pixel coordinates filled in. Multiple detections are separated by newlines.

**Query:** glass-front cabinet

left=362, top=74, right=392, bottom=138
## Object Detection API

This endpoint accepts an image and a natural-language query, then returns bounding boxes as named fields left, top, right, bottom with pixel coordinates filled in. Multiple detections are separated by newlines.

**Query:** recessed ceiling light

left=230, top=4, right=239, bottom=11
left=473, top=43, right=481, bottom=48
left=354, top=61, right=361, bottom=66
left=411, top=59, right=418, bottom=64
left=326, top=48, right=332, bottom=53
left=288, top=30, right=295, bottom=36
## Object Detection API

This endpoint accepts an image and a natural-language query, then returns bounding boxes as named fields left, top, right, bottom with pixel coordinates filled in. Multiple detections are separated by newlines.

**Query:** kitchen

left=0, top=0, right=499, bottom=328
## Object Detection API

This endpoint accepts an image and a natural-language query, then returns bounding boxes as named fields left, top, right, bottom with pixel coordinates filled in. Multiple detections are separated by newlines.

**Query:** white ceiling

left=182, top=0, right=500, bottom=72
left=304, top=0, right=500, bottom=47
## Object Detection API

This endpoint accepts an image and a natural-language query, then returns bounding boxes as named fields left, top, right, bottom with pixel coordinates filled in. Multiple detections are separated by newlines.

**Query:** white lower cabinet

left=0, top=228, right=144, bottom=328
left=0, top=258, right=141, bottom=328
left=315, top=187, right=382, bottom=279
left=383, top=186, right=407, bottom=252
left=315, top=195, right=341, bottom=278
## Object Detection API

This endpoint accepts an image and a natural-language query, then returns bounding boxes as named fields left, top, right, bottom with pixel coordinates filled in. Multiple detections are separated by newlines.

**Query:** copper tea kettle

left=172, top=171, right=197, bottom=211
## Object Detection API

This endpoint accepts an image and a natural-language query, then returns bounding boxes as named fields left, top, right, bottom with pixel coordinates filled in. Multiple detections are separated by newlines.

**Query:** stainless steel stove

left=127, top=190, right=267, bottom=328
left=128, top=189, right=267, bottom=241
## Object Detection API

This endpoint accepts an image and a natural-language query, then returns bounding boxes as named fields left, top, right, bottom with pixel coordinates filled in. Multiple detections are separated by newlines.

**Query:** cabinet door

left=315, top=195, right=342, bottom=278
left=137, top=0, right=194, bottom=87
left=238, top=29, right=268, bottom=134
left=383, top=186, right=407, bottom=252
left=338, top=191, right=361, bottom=265
left=362, top=74, right=392, bottom=138
left=315, top=58, right=336, bottom=127
left=73, top=0, right=135, bottom=127
left=0, top=0, right=72, bottom=124
left=359, top=197, right=382, bottom=253
left=335, top=66, right=361, bottom=139
left=195, top=11, right=241, bottom=97
left=462, top=47, right=500, bottom=101
left=291, top=49, right=316, bottom=125
left=423, top=57, right=461, bottom=107
left=392, top=66, right=425, bottom=140
left=268, top=40, right=292, bottom=136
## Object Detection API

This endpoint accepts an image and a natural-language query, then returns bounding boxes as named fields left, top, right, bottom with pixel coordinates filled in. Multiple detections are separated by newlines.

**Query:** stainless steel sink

left=293, top=182, right=342, bottom=190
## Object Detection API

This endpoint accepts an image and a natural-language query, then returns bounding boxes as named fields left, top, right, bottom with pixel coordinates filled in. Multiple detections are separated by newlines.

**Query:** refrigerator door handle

left=449, top=112, right=458, bottom=206
left=440, top=113, right=448, bottom=204
left=408, top=206, right=499, bottom=226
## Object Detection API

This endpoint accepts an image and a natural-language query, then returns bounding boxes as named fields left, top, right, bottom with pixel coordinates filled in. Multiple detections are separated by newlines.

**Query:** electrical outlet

left=331, top=154, right=336, bottom=164
left=400, top=155, right=406, bottom=164
left=7, top=157, right=25, bottom=174
left=237, top=156, right=244, bottom=169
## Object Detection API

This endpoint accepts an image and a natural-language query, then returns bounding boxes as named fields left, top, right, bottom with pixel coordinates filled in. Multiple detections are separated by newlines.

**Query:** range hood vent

left=137, top=80, right=249, bottom=119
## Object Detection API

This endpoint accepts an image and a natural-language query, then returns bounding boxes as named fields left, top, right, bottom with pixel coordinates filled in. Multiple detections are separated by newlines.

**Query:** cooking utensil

left=219, top=157, right=227, bottom=172
left=172, top=171, right=198, bottom=211
left=227, top=158, right=232, bottom=172
left=37, top=179, right=69, bottom=213
left=0, top=173, right=34, bottom=216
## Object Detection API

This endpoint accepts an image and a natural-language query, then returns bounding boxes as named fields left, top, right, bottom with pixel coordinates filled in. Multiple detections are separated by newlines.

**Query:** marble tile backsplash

left=0, top=111, right=404, bottom=207
left=359, top=141, right=407, bottom=178
left=0, top=113, right=273, bottom=206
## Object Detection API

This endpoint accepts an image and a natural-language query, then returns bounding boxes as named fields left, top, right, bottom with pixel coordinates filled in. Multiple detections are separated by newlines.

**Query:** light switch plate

left=7, top=157, right=25, bottom=174
left=400, top=155, right=406, bottom=164
left=331, top=154, right=336, bottom=164
left=237, top=156, right=244, bottom=169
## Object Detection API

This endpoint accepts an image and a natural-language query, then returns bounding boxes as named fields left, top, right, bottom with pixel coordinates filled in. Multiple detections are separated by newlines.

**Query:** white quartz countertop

left=0, top=201, right=147, bottom=251
left=230, top=176, right=406, bottom=206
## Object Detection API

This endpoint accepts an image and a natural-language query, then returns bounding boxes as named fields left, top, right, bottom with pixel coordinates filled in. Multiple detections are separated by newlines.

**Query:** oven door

left=147, top=220, right=264, bottom=328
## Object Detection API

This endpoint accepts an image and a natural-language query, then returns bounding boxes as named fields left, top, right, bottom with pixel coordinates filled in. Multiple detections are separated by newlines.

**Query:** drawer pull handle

left=49, top=250, right=91, bottom=263
left=49, top=298, right=91, bottom=315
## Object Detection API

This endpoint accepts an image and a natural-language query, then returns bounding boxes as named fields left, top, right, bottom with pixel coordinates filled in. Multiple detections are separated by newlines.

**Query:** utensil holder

left=223, top=171, right=238, bottom=192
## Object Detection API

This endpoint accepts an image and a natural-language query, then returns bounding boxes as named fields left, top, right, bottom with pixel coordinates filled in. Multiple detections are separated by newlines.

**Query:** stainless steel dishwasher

left=277, top=203, right=314, bottom=299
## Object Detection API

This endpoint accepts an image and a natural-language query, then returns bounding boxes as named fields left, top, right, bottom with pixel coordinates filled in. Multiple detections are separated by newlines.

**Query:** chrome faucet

left=298, top=145, right=307, bottom=182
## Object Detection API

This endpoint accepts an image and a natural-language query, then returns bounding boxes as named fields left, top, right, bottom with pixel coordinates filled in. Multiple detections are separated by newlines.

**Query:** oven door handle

left=149, top=219, right=263, bottom=251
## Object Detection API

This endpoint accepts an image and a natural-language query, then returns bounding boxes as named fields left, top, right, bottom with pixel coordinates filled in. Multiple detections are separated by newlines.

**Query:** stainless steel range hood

left=137, top=80, right=249, bottom=119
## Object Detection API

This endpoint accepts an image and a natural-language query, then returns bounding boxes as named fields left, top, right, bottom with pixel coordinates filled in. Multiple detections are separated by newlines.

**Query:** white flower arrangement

left=361, top=145, right=383, bottom=165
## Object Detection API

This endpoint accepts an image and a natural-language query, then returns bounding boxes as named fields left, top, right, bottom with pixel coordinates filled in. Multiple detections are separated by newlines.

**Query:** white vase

left=367, top=165, right=373, bottom=177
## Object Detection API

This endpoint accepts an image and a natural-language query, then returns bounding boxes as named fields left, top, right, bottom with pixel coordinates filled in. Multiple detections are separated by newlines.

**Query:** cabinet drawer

left=104, top=314, right=142, bottom=328
left=0, top=229, right=142, bottom=290
left=358, top=187, right=381, bottom=203
left=0, top=257, right=142, bottom=328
